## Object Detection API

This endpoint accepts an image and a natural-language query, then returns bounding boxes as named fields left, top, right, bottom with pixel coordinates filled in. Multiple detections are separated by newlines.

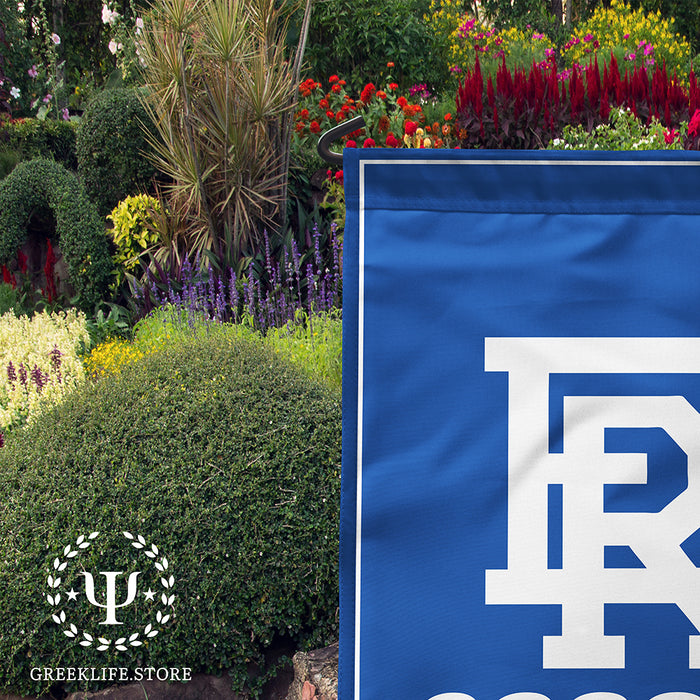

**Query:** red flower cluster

left=360, top=83, right=376, bottom=104
left=456, top=54, right=700, bottom=149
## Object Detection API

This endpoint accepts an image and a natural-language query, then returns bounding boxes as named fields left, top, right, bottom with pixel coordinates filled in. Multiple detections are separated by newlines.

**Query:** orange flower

left=376, top=90, right=387, bottom=100
left=331, top=84, right=342, bottom=94
left=329, top=75, right=339, bottom=83
left=397, top=96, right=408, bottom=108
left=444, top=112, right=452, bottom=121
left=387, top=61, right=395, bottom=68
left=319, top=98, right=329, bottom=109
left=388, top=83, right=399, bottom=91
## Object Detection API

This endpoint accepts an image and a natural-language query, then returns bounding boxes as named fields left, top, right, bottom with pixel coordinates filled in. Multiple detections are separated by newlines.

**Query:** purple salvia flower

left=0, top=431, right=4, bottom=448
left=313, top=223, right=322, bottom=270
left=31, top=364, right=49, bottom=392
left=7, top=361, right=16, bottom=389
left=228, top=269, right=239, bottom=322
left=18, top=363, right=27, bottom=387
left=215, top=275, right=226, bottom=322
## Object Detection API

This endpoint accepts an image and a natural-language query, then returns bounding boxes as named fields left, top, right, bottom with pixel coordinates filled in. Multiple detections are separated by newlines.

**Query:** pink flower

left=42, top=93, right=52, bottom=103
left=51, top=33, right=60, bottom=45
left=27, top=65, right=38, bottom=78
left=61, top=107, right=70, bottom=120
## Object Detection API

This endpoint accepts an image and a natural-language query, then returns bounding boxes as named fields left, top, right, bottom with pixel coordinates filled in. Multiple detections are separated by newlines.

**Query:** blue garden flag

left=341, top=149, right=700, bottom=700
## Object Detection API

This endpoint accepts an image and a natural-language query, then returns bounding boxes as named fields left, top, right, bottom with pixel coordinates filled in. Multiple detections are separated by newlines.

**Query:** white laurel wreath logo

left=47, top=531, right=175, bottom=652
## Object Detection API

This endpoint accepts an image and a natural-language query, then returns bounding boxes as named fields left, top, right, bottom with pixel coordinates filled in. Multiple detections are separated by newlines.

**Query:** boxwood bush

left=76, top=88, right=157, bottom=216
left=0, top=157, right=113, bottom=311
left=2, top=117, right=78, bottom=171
left=0, top=332, right=341, bottom=698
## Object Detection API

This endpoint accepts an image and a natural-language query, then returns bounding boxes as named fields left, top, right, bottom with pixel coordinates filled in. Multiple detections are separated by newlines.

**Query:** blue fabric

left=341, top=149, right=700, bottom=700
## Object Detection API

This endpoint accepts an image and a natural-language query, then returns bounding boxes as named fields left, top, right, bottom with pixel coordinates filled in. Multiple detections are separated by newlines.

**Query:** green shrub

left=0, top=157, right=114, bottom=311
left=0, top=332, right=341, bottom=697
left=304, top=0, right=447, bottom=92
left=76, top=88, right=157, bottom=216
left=107, top=194, right=161, bottom=287
left=3, top=118, right=78, bottom=170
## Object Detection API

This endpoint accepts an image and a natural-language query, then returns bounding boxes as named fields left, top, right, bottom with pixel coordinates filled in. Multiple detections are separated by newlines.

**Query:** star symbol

left=143, top=589, right=156, bottom=601
left=66, top=588, right=79, bottom=601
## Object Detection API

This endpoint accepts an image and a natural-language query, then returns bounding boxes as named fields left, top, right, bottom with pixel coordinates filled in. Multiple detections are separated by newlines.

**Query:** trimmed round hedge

left=0, top=157, right=114, bottom=311
left=0, top=332, right=341, bottom=698
left=76, top=88, right=157, bottom=216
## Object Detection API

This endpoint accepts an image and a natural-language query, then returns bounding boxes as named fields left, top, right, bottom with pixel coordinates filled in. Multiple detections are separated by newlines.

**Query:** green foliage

left=2, top=117, right=78, bottom=170
left=0, top=282, right=18, bottom=315
left=76, top=88, right=157, bottom=217
left=107, top=194, right=161, bottom=286
left=548, top=105, right=685, bottom=149
left=304, top=0, right=447, bottom=93
left=262, top=311, right=342, bottom=390
left=0, top=157, right=114, bottom=311
left=0, top=331, right=341, bottom=697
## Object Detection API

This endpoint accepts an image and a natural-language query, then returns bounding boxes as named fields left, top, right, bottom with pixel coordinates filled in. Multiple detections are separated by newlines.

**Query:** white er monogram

left=484, top=337, right=700, bottom=670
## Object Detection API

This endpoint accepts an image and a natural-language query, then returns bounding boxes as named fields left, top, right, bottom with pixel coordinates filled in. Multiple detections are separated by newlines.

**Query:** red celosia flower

left=345, top=139, right=357, bottom=148
left=2, top=264, right=15, bottom=289
left=664, top=128, right=678, bottom=144
left=17, top=249, right=27, bottom=274
left=404, top=120, right=417, bottom=136
left=363, top=137, right=376, bottom=148
left=329, top=75, right=339, bottom=83
left=335, top=170, right=344, bottom=184
left=688, top=109, right=700, bottom=138
left=386, top=132, right=400, bottom=147
left=360, top=83, right=376, bottom=103
left=310, top=120, right=321, bottom=133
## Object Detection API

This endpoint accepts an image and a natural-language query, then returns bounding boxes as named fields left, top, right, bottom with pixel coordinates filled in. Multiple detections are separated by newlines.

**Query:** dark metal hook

left=317, top=114, right=366, bottom=166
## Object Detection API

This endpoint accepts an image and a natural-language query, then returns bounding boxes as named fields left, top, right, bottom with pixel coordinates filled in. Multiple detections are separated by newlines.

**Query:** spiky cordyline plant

left=137, top=0, right=311, bottom=270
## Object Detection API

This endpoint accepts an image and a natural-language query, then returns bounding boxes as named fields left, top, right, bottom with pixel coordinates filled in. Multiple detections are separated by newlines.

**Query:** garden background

left=1, top=0, right=700, bottom=696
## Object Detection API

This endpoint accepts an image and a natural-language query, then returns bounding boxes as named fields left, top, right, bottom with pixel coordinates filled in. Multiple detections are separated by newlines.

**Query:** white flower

left=136, top=16, right=144, bottom=29
left=17, top=1, right=24, bottom=11
left=108, top=39, right=122, bottom=54
left=10, top=86, right=20, bottom=99
left=102, top=4, right=120, bottom=24
left=51, top=33, right=60, bottom=45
